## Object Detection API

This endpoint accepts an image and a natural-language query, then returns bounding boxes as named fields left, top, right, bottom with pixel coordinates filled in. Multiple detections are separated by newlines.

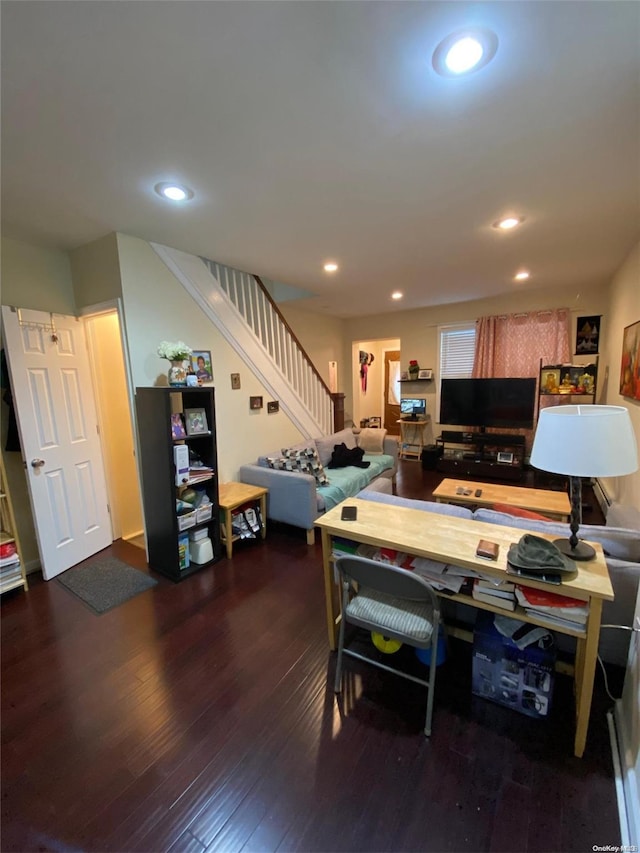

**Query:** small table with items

left=218, top=482, right=268, bottom=559
left=315, top=497, right=613, bottom=758
left=432, top=478, right=571, bottom=522
left=397, top=417, right=430, bottom=461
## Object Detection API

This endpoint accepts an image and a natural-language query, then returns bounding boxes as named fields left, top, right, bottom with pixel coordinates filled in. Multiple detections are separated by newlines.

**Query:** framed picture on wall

left=575, top=316, right=601, bottom=355
left=620, top=320, right=640, bottom=400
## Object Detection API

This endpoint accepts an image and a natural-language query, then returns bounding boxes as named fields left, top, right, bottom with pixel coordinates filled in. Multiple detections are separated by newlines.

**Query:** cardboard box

left=472, top=611, right=555, bottom=718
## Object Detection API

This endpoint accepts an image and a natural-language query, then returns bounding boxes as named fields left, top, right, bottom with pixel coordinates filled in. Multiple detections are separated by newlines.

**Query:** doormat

left=56, top=556, right=157, bottom=615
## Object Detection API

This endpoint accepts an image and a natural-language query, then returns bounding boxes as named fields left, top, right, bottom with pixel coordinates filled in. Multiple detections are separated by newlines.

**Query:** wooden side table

left=397, top=418, right=429, bottom=461
left=218, top=482, right=268, bottom=559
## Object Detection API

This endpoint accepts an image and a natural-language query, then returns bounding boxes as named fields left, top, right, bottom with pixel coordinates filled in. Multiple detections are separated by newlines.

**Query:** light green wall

left=1, top=236, right=75, bottom=313
left=116, top=234, right=305, bottom=481
left=70, top=232, right=122, bottom=309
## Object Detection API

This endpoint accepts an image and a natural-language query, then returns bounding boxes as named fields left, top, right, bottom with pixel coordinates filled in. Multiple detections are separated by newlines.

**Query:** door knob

left=31, top=459, right=45, bottom=468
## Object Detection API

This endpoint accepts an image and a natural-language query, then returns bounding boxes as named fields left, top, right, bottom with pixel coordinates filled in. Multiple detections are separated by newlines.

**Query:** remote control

left=475, top=489, right=482, bottom=497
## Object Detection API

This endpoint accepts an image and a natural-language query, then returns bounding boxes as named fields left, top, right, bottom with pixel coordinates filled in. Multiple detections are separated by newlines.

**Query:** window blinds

left=439, top=325, right=476, bottom=378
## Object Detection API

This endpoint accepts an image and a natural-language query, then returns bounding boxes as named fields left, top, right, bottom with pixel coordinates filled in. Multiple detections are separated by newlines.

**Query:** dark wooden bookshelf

left=135, top=386, right=222, bottom=581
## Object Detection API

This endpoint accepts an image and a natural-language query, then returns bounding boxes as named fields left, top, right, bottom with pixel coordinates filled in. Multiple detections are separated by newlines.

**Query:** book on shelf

left=473, top=579, right=515, bottom=599
left=471, top=585, right=516, bottom=611
left=521, top=609, right=587, bottom=631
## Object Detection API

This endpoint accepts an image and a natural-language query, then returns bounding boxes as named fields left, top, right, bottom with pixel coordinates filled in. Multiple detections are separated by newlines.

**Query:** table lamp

left=530, top=405, right=638, bottom=560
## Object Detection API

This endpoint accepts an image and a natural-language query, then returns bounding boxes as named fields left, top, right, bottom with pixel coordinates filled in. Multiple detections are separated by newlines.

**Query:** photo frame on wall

left=575, top=316, right=601, bottom=355
left=250, top=396, right=263, bottom=410
left=230, top=373, right=241, bottom=390
left=620, top=320, right=640, bottom=401
left=267, top=400, right=279, bottom=414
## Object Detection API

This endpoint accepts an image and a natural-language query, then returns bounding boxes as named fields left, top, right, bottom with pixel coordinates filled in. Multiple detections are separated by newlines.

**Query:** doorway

left=83, top=306, right=144, bottom=547
left=383, top=349, right=401, bottom=434
left=351, top=338, right=401, bottom=430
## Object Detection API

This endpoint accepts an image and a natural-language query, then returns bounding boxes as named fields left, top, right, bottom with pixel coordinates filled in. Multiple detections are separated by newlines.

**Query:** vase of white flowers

left=157, top=341, right=192, bottom=386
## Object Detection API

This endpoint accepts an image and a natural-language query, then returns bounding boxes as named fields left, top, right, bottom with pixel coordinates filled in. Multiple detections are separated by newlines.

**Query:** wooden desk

left=315, top=497, right=613, bottom=758
left=397, top=418, right=429, bottom=460
left=218, top=482, right=268, bottom=559
left=433, top=478, right=571, bottom=522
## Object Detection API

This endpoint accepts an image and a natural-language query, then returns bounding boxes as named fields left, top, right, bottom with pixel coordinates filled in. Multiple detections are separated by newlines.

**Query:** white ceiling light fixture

left=323, top=262, right=338, bottom=273
left=493, top=215, right=525, bottom=231
left=514, top=270, right=530, bottom=281
left=154, top=182, right=194, bottom=202
left=432, top=28, right=498, bottom=77
left=391, top=291, right=403, bottom=300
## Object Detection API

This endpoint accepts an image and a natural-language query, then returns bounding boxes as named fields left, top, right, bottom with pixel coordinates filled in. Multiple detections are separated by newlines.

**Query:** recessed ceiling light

left=432, top=29, right=498, bottom=77
left=154, top=182, right=194, bottom=202
left=514, top=270, right=530, bottom=281
left=493, top=216, right=524, bottom=230
left=391, top=291, right=403, bottom=300
left=323, top=262, right=338, bottom=273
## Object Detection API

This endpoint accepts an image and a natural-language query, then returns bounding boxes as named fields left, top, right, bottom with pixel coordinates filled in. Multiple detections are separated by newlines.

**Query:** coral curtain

left=473, top=309, right=571, bottom=378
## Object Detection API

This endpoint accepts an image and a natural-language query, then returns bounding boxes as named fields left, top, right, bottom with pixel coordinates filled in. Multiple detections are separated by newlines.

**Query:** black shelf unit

left=135, top=387, right=221, bottom=581
left=436, top=430, right=526, bottom=482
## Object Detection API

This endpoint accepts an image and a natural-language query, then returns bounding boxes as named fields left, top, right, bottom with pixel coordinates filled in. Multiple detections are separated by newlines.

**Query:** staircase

left=151, top=243, right=336, bottom=438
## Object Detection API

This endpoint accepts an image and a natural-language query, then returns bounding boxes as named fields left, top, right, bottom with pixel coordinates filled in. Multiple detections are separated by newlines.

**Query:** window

left=439, top=324, right=476, bottom=378
left=437, top=323, right=476, bottom=423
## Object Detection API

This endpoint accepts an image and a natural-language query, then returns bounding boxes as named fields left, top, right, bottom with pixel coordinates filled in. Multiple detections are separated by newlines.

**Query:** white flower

left=157, top=340, right=192, bottom=361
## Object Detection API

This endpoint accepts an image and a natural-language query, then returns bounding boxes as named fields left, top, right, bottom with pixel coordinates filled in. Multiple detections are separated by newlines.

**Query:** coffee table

left=432, top=478, right=570, bottom=521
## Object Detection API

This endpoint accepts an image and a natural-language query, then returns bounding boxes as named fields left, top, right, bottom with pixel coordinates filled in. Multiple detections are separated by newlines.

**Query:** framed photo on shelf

left=496, top=451, right=514, bottom=464
left=250, top=396, right=263, bottom=410
left=267, top=400, right=280, bottom=414
left=170, top=412, right=186, bottom=439
left=190, top=350, right=213, bottom=383
left=368, top=416, right=382, bottom=428
left=400, top=370, right=409, bottom=381
left=184, top=408, right=209, bottom=435
left=418, top=369, right=433, bottom=380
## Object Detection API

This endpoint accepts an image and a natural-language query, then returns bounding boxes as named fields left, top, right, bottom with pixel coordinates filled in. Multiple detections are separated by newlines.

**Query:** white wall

left=601, top=239, right=640, bottom=510
left=115, top=234, right=306, bottom=481
left=278, top=302, right=345, bottom=390
left=342, top=281, right=610, bottom=428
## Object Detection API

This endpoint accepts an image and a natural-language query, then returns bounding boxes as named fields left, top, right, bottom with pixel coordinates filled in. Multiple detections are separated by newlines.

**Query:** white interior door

left=2, top=307, right=112, bottom=579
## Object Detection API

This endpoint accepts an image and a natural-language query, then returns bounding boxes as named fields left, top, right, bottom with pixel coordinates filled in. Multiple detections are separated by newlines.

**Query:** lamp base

left=553, top=537, right=596, bottom=561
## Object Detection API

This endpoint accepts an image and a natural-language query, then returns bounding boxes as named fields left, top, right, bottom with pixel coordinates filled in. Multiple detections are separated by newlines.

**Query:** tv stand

left=436, top=430, right=525, bottom=482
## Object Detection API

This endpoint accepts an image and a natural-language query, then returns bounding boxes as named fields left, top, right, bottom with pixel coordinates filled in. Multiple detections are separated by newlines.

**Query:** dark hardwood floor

left=1, top=462, right=619, bottom=852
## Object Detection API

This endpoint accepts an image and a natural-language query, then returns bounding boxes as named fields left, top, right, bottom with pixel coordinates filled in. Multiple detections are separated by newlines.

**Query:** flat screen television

left=439, top=378, right=536, bottom=430
left=400, top=398, right=426, bottom=419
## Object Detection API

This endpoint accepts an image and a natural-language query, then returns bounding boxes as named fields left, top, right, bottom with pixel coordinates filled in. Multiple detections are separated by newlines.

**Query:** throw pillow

left=357, top=427, right=387, bottom=455
left=315, top=429, right=357, bottom=467
left=280, top=447, right=330, bottom=485
left=492, top=502, right=552, bottom=522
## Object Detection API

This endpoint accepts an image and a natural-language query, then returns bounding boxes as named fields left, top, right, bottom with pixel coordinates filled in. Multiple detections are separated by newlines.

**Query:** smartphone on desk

left=341, top=506, right=358, bottom=521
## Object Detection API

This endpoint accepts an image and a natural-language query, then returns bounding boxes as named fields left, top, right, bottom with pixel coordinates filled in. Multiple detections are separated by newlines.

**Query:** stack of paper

left=515, top=586, right=589, bottom=630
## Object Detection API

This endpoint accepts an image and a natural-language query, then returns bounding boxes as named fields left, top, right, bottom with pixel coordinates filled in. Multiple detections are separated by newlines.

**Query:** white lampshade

left=531, top=405, right=638, bottom=477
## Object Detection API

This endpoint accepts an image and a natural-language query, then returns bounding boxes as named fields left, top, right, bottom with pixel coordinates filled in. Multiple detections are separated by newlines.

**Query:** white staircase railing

left=151, top=243, right=334, bottom=438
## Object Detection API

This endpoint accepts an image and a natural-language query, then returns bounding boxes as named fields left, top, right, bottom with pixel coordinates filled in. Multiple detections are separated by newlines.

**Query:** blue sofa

left=357, top=486, right=640, bottom=666
left=239, top=428, right=398, bottom=544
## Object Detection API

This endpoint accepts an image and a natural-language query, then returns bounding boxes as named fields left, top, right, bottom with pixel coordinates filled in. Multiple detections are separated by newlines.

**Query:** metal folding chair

left=334, top=554, right=441, bottom=736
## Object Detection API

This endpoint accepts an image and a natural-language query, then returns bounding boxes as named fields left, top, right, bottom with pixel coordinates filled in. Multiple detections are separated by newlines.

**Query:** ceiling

left=2, top=1, right=639, bottom=318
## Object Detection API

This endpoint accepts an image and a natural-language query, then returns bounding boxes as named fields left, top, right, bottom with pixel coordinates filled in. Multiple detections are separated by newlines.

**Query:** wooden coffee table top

left=432, top=478, right=571, bottom=521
